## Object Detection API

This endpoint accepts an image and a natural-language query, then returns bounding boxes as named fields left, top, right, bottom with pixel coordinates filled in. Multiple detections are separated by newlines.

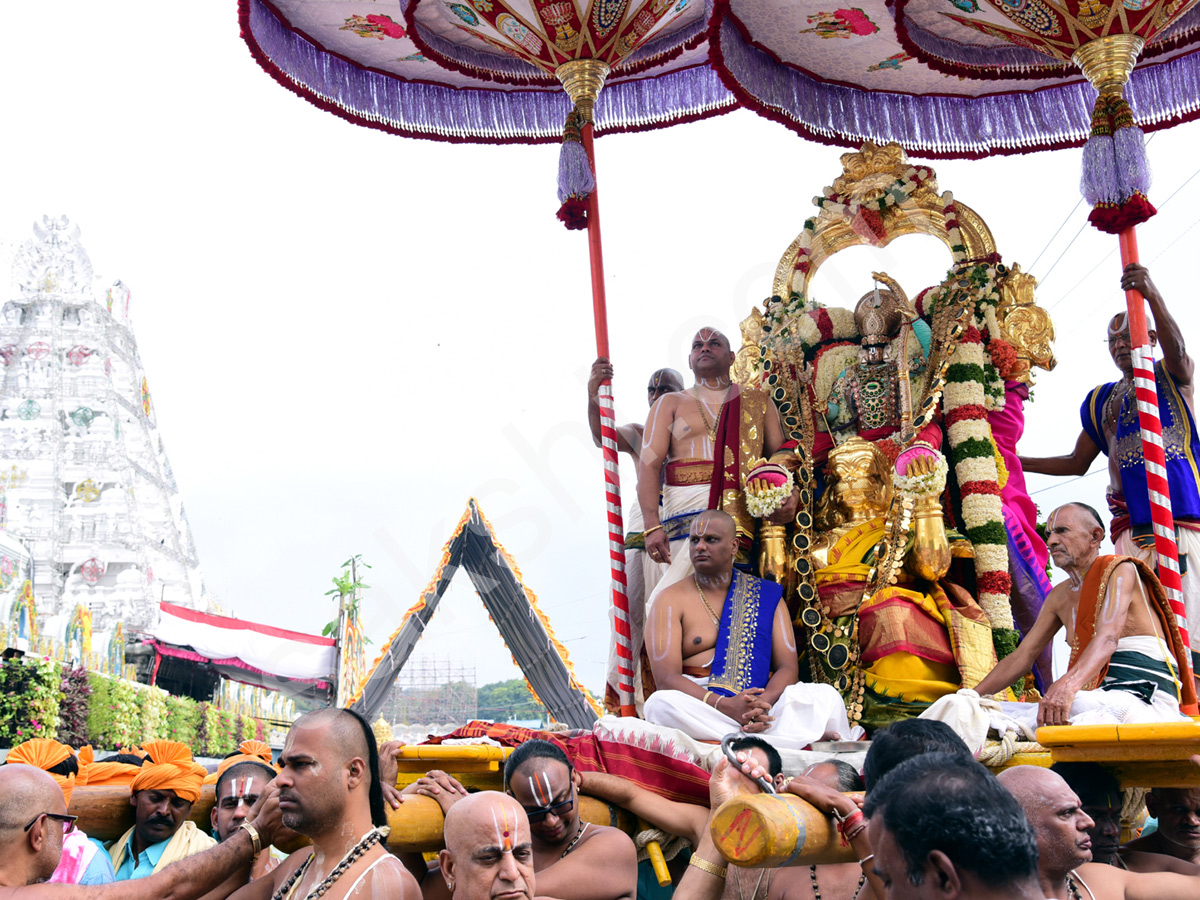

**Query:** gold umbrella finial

left=556, top=59, right=611, bottom=124
left=1072, top=34, right=1144, bottom=97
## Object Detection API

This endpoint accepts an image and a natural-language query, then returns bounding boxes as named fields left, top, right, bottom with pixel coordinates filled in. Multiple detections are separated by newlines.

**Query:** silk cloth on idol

left=815, top=515, right=996, bottom=729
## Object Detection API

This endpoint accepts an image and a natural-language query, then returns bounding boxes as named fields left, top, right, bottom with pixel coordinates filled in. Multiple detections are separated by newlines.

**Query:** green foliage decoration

left=138, top=684, right=170, bottom=744
left=86, top=672, right=141, bottom=748
left=57, top=666, right=91, bottom=747
left=0, top=656, right=61, bottom=744
left=165, top=694, right=201, bottom=746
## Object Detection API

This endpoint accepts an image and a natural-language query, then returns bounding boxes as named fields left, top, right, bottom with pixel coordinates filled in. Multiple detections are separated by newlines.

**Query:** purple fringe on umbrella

left=715, top=10, right=1200, bottom=156
left=1081, top=134, right=1119, bottom=205
left=1114, top=125, right=1152, bottom=198
left=897, top=15, right=1065, bottom=73
left=247, top=0, right=732, bottom=142
left=896, top=4, right=1200, bottom=76
left=558, top=137, right=594, bottom=203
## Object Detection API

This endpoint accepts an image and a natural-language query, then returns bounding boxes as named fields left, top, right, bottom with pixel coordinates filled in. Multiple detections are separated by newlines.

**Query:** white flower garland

left=746, top=480, right=795, bottom=518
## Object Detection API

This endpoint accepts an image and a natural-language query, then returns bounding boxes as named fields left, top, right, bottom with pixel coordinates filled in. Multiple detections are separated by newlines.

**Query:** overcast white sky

left=3, top=1, right=1200, bottom=698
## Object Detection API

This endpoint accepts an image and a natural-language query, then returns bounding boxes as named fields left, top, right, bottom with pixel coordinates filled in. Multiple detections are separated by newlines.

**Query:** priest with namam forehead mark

left=643, top=509, right=859, bottom=748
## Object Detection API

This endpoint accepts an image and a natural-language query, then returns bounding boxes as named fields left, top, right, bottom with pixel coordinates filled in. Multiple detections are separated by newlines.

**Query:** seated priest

left=643, top=509, right=860, bottom=748
left=974, top=502, right=1198, bottom=727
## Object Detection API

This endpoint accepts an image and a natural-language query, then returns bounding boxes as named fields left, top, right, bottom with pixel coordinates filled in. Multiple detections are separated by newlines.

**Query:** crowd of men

left=5, top=712, right=1200, bottom=900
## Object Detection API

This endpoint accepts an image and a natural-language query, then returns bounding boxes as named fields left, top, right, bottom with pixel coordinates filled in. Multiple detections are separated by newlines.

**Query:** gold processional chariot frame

left=731, top=142, right=1058, bottom=721
left=733, top=142, right=1056, bottom=389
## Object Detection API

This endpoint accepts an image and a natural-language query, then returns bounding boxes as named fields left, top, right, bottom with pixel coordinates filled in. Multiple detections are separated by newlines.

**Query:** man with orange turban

left=108, top=740, right=215, bottom=880
left=202, top=740, right=275, bottom=786
left=77, top=745, right=145, bottom=788
left=5, top=739, right=115, bottom=886
left=206, top=741, right=278, bottom=881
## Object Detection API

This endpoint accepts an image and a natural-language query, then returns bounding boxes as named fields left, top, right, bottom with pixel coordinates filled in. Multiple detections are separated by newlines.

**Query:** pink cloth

left=987, top=381, right=1048, bottom=573
left=49, top=830, right=99, bottom=884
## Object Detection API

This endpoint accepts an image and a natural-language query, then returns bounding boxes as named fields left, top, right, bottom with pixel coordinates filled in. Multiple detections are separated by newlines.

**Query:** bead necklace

left=692, top=384, right=732, bottom=441
left=809, top=865, right=865, bottom=900
left=1066, top=874, right=1083, bottom=900
left=560, top=821, right=588, bottom=859
left=694, top=575, right=720, bottom=624
left=271, top=826, right=388, bottom=900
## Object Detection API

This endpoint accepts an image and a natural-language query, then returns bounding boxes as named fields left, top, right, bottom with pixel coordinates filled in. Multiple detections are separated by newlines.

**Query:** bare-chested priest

left=643, top=509, right=858, bottom=748
left=638, top=328, right=799, bottom=599
left=973, top=502, right=1197, bottom=728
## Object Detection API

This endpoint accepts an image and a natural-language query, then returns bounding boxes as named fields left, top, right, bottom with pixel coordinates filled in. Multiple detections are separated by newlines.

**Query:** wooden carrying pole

left=557, top=59, right=636, bottom=717
left=709, top=793, right=860, bottom=867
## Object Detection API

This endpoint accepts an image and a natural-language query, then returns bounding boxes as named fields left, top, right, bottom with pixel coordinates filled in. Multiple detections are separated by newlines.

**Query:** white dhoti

left=645, top=482, right=709, bottom=606
left=995, top=635, right=1189, bottom=731
left=1116, top=525, right=1200, bottom=673
left=643, top=675, right=862, bottom=751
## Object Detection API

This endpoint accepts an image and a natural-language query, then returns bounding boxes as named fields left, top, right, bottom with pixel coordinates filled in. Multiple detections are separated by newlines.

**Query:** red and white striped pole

left=1118, top=227, right=1191, bottom=658
left=581, top=113, right=636, bottom=717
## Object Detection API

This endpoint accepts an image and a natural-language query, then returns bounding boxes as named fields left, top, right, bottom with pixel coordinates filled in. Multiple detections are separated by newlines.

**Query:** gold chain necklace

left=692, top=384, right=732, bottom=441
left=694, top=575, right=720, bottom=624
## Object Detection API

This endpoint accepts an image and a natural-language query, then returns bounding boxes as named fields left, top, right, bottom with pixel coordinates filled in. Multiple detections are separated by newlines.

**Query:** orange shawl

left=1069, top=554, right=1199, bottom=715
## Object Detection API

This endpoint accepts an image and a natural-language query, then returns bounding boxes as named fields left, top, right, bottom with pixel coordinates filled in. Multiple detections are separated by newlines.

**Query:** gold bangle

left=703, top=690, right=714, bottom=706
left=643, top=524, right=664, bottom=537
left=688, top=856, right=727, bottom=879
left=239, top=821, right=262, bottom=857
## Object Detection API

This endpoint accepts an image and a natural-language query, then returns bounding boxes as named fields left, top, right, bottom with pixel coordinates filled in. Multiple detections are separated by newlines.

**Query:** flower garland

left=941, top=329, right=1014, bottom=635
left=746, top=478, right=794, bottom=518
left=764, top=168, right=934, bottom=349
left=814, top=165, right=934, bottom=223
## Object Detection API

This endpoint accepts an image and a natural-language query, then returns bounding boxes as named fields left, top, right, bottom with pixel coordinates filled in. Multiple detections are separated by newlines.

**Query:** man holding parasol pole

left=1022, top=262, right=1200, bottom=681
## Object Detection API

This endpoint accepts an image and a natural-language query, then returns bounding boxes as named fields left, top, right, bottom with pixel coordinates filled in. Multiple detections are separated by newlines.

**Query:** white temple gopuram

left=0, top=216, right=205, bottom=653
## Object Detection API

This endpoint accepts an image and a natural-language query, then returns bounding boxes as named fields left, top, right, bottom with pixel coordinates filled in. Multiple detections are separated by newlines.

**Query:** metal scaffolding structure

left=380, top=657, right=478, bottom=727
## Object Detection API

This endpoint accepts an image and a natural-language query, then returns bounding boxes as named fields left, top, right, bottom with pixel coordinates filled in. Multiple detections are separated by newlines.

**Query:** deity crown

left=853, top=288, right=902, bottom=347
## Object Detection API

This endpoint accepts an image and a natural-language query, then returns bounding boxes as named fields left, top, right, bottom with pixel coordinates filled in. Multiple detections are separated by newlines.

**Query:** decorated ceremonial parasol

left=241, top=0, right=737, bottom=716
left=244, top=0, right=1200, bottom=700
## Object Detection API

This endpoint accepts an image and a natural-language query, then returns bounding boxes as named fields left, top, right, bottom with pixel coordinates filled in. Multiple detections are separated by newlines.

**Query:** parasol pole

left=1072, top=37, right=1191, bottom=660
left=1116, top=226, right=1191, bottom=655
left=557, top=60, right=637, bottom=716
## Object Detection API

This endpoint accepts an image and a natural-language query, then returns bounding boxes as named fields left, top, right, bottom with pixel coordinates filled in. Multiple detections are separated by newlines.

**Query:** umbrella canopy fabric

left=241, top=0, right=734, bottom=142
left=242, top=0, right=1200, bottom=153
left=711, top=0, right=1200, bottom=158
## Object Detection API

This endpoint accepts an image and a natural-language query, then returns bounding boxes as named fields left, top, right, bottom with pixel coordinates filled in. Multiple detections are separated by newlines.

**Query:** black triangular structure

left=349, top=499, right=600, bottom=730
